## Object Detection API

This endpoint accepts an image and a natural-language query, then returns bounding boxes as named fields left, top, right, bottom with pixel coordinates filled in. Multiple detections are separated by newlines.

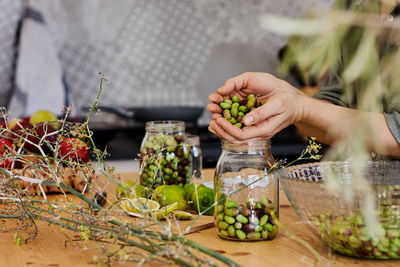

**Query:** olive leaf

left=343, top=31, right=378, bottom=85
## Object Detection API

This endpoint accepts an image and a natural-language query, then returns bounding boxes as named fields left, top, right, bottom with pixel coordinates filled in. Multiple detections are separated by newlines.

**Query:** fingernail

left=243, top=116, right=254, bottom=125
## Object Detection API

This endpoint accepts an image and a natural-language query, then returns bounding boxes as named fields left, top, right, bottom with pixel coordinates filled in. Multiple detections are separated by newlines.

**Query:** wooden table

left=0, top=169, right=399, bottom=267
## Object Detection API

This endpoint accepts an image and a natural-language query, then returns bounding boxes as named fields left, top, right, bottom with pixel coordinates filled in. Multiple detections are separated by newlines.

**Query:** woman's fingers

left=217, top=73, right=250, bottom=95
left=212, top=113, right=222, bottom=120
left=242, top=95, right=284, bottom=126
left=215, top=117, right=244, bottom=138
left=241, top=116, right=288, bottom=139
left=208, top=93, right=224, bottom=103
left=207, top=103, right=222, bottom=114
left=217, top=72, right=281, bottom=97
left=209, top=120, right=238, bottom=142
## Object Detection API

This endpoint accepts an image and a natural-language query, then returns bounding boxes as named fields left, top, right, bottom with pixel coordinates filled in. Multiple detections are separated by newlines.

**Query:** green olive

left=163, top=168, right=173, bottom=175
left=232, top=95, right=240, bottom=103
left=224, top=99, right=233, bottom=105
left=225, top=208, right=239, bottom=217
left=234, top=222, right=242, bottom=229
left=237, top=112, right=244, bottom=122
left=236, top=230, right=246, bottom=240
left=223, top=110, right=232, bottom=119
left=231, top=103, right=239, bottom=118
left=247, top=232, right=261, bottom=240
left=224, top=215, right=236, bottom=224
left=216, top=204, right=224, bottom=213
left=228, top=225, right=236, bottom=237
left=220, top=102, right=231, bottom=110
left=247, top=94, right=255, bottom=100
left=225, top=200, right=238, bottom=208
left=246, top=98, right=255, bottom=109
left=218, top=221, right=229, bottom=230
left=239, top=106, right=248, bottom=113
left=220, top=230, right=229, bottom=237
left=228, top=117, right=237, bottom=125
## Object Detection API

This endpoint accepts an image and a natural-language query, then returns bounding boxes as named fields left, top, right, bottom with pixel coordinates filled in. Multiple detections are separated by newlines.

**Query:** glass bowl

left=278, top=161, right=400, bottom=259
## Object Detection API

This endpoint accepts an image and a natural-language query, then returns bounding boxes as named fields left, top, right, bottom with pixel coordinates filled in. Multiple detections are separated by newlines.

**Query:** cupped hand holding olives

left=207, top=72, right=306, bottom=142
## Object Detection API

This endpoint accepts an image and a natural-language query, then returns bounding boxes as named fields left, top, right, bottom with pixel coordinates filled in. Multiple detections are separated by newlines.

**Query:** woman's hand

left=207, top=72, right=307, bottom=142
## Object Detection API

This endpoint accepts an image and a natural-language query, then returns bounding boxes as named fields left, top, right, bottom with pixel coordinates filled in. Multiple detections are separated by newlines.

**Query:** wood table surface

left=0, top=169, right=399, bottom=267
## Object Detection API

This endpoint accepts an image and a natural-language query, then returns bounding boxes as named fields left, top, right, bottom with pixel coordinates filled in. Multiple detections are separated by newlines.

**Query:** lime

left=184, top=183, right=206, bottom=199
left=120, top=197, right=160, bottom=214
left=116, top=182, right=148, bottom=200
left=152, top=185, right=188, bottom=211
left=173, top=210, right=192, bottom=220
left=134, top=185, right=148, bottom=198
left=154, top=202, right=178, bottom=220
left=191, top=187, right=215, bottom=215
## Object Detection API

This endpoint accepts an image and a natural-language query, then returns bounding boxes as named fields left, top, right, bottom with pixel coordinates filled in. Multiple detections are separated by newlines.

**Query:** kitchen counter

left=0, top=170, right=398, bottom=267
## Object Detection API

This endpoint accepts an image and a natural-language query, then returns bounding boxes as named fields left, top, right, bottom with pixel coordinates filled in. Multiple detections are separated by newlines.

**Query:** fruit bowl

left=278, top=161, right=400, bottom=259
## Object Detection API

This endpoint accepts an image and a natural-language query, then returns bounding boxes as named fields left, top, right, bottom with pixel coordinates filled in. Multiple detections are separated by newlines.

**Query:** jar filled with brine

left=214, top=139, right=278, bottom=241
left=139, top=121, right=191, bottom=189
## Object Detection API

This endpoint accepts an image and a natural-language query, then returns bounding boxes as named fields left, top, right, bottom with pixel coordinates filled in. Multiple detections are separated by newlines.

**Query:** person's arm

left=208, top=72, right=400, bottom=158
left=295, top=96, right=400, bottom=158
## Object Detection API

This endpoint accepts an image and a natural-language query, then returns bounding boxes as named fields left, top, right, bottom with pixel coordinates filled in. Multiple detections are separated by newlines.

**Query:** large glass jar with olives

left=139, top=121, right=191, bottom=189
left=214, top=139, right=278, bottom=241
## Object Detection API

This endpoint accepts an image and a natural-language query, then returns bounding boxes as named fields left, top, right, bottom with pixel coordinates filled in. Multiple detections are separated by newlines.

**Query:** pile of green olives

left=216, top=197, right=278, bottom=241
left=219, top=94, right=263, bottom=128
left=313, top=214, right=400, bottom=259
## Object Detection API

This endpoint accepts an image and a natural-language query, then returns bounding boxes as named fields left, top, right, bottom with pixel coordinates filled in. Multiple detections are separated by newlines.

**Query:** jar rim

left=145, top=121, right=185, bottom=132
left=186, top=134, right=200, bottom=146
left=222, top=138, right=271, bottom=150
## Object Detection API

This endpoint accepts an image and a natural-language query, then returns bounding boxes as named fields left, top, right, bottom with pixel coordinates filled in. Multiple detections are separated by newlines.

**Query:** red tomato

left=0, top=138, right=14, bottom=169
left=58, top=138, right=89, bottom=163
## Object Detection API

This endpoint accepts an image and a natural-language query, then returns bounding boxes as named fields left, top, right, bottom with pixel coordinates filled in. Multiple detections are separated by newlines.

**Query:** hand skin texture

left=207, top=72, right=400, bottom=159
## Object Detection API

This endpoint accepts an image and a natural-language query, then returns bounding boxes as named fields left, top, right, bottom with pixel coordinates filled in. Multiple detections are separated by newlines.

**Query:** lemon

left=121, top=197, right=160, bottom=214
left=173, top=210, right=192, bottom=220
left=116, top=182, right=148, bottom=200
left=152, top=185, right=188, bottom=211
left=154, top=202, right=178, bottom=220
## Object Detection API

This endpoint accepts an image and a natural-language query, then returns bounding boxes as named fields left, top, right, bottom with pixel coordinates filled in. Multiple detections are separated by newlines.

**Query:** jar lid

left=145, top=121, right=185, bottom=132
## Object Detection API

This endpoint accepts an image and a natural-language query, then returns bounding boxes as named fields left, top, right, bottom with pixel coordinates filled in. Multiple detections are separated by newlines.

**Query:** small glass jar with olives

left=139, top=121, right=191, bottom=189
left=214, top=139, right=279, bottom=241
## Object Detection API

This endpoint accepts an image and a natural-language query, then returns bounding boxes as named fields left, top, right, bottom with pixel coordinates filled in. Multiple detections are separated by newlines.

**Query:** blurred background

left=0, top=0, right=334, bottom=169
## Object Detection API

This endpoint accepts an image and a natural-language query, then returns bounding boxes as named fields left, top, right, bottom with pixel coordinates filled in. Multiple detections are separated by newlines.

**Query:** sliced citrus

left=153, top=202, right=178, bottom=220
left=116, top=181, right=136, bottom=200
left=152, top=185, right=188, bottom=211
left=120, top=197, right=160, bottom=214
left=116, top=182, right=149, bottom=200
left=173, top=210, right=192, bottom=220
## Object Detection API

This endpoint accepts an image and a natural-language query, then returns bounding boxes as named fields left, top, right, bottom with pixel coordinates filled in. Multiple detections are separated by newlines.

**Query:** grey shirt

left=314, top=86, right=400, bottom=143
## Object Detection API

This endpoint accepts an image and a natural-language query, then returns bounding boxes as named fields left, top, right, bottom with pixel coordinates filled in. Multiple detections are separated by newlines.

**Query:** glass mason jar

left=139, top=121, right=191, bottom=189
left=186, top=134, right=203, bottom=181
left=214, top=139, right=278, bottom=241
